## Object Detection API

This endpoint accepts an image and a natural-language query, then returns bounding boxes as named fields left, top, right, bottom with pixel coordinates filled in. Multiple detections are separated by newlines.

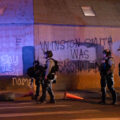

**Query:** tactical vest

left=105, top=57, right=115, bottom=74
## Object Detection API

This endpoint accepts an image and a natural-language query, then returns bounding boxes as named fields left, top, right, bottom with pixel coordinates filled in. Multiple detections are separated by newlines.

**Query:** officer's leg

left=39, top=81, right=47, bottom=102
left=47, top=80, right=55, bottom=103
left=100, top=76, right=106, bottom=104
left=34, top=80, right=40, bottom=100
left=41, top=80, right=44, bottom=96
left=107, top=74, right=117, bottom=104
left=35, top=83, right=40, bottom=97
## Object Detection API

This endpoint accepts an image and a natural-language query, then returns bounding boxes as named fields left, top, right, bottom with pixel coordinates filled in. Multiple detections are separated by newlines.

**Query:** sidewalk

left=0, top=88, right=120, bottom=102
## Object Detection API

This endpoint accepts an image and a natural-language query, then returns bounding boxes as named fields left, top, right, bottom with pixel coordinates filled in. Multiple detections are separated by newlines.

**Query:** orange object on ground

left=64, top=92, right=84, bottom=100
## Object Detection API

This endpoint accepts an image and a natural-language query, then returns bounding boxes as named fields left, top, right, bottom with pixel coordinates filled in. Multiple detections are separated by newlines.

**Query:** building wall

left=0, top=0, right=34, bottom=76
left=34, top=24, right=120, bottom=90
left=33, top=0, right=120, bottom=90
left=0, top=0, right=120, bottom=91
left=0, top=0, right=34, bottom=91
left=34, top=0, right=120, bottom=26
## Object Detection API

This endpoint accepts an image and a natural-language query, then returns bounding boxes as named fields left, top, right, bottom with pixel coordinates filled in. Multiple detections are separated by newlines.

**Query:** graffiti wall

left=0, top=0, right=34, bottom=76
left=0, top=25, right=34, bottom=76
left=0, top=76, right=35, bottom=91
left=34, top=25, right=120, bottom=90
left=0, top=22, right=120, bottom=90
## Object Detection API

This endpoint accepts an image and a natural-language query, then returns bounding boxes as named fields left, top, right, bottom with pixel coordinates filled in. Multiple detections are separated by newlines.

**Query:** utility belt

left=35, top=77, right=44, bottom=85
left=47, top=73, right=57, bottom=84
left=47, top=73, right=56, bottom=80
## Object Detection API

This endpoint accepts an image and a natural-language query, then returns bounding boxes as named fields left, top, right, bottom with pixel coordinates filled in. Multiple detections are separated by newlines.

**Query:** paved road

left=0, top=98, right=120, bottom=120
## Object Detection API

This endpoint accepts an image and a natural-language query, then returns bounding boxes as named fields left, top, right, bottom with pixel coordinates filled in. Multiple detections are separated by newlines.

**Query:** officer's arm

left=108, top=58, right=115, bottom=74
left=119, top=63, right=120, bottom=76
left=45, top=60, right=53, bottom=78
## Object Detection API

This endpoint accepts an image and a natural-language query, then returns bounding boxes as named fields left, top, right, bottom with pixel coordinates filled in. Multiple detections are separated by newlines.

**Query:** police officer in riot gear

left=99, top=49, right=117, bottom=105
left=39, top=50, right=56, bottom=103
left=118, top=48, right=120, bottom=76
left=119, top=63, right=120, bottom=76
left=27, top=60, right=45, bottom=101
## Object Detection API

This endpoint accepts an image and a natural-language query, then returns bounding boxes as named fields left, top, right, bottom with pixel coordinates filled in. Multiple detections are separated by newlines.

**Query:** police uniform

left=34, top=65, right=45, bottom=100
left=27, top=61, right=45, bottom=101
left=99, top=59, right=107, bottom=103
left=100, top=56, right=117, bottom=104
left=40, top=52, right=56, bottom=103
left=118, top=48, right=120, bottom=76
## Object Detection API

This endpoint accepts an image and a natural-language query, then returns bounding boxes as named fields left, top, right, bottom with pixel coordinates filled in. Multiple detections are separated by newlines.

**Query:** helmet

left=103, top=49, right=111, bottom=57
left=44, top=50, right=53, bottom=58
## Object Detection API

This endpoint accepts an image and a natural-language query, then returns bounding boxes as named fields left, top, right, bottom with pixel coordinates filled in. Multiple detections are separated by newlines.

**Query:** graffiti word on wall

left=85, top=36, right=112, bottom=49
left=59, top=60, right=97, bottom=73
left=12, top=77, right=33, bottom=88
left=37, top=36, right=112, bottom=73
left=36, top=39, right=102, bottom=73
left=0, top=54, right=19, bottom=73
left=38, top=40, right=97, bottom=61
left=39, top=36, right=112, bottom=51
left=70, top=46, right=96, bottom=62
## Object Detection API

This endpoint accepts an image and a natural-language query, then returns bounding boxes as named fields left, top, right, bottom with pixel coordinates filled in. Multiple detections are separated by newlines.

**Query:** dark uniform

left=118, top=48, right=120, bottom=76
left=27, top=61, right=45, bottom=101
left=40, top=51, right=56, bottom=103
left=99, top=50, right=117, bottom=105
left=119, top=63, right=120, bottom=76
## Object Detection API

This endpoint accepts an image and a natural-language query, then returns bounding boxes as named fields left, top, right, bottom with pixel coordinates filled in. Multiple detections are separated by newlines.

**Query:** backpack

left=51, top=59, right=59, bottom=73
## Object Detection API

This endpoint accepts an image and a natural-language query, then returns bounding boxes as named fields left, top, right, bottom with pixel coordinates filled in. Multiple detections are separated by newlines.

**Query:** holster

left=47, top=73, right=55, bottom=80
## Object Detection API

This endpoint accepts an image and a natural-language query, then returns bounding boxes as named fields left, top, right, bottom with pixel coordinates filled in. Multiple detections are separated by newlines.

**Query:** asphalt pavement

left=0, top=90, right=120, bottom=120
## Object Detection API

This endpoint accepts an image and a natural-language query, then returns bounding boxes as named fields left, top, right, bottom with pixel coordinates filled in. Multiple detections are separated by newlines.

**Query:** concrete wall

left=33, top=0, right=120, bottom=90
left=34, top=0, right=120, bottom=26
left=34, top=24, right=120, bottom=90
left=0, top=0, right=120, bottom=91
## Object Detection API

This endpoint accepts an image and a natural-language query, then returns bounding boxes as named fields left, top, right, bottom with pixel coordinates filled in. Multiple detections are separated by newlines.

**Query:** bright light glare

left=81, top=6, right=95, bottom=16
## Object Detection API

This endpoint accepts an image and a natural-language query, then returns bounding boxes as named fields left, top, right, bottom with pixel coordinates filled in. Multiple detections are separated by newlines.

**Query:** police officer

left=28, top=60, right=45, bottom=101
left=118, top=48, right=120, bottom=76
left=99, top=49, right=117, bottom=105
left=39, top=50, right=56, bottom=103
left=119, top=63, right=120, bottom=76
